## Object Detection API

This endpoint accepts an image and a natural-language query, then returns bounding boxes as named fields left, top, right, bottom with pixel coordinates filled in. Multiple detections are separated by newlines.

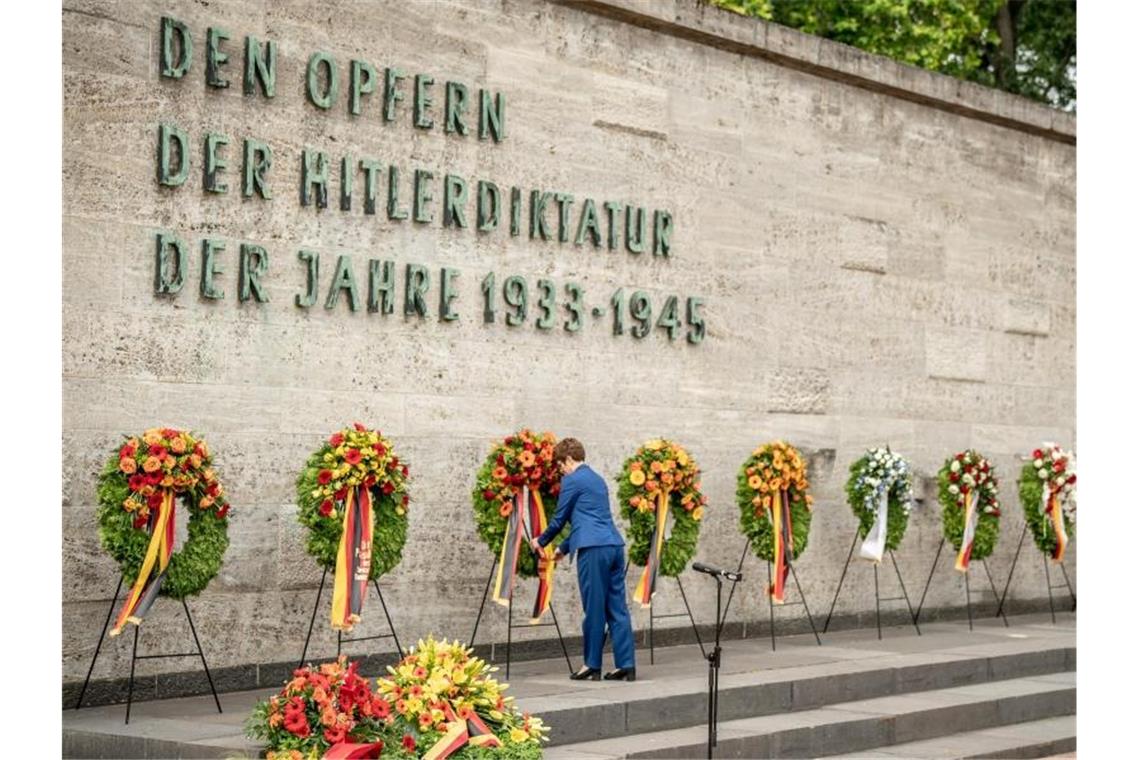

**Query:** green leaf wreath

left=96, top=428, right=230, bottom=598
left=296, top=423, right=409, bottom=578
left=737, top=441, right=813, bottom=562
left=616, top=439, right=707, bottom=577
left=1018, top=443, right=1076, bottom=557
left=938, top=449, right=1001, bottom=561
left=844, top=447, right=914, bottom=553
left=471, top=429, right=566, bottom=578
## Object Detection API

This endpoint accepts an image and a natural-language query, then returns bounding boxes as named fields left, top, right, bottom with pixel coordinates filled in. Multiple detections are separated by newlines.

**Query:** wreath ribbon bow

left=768, top=488, right=793, bottom=604
left=1041, top=486, right=1068, bottom=563
left=331, top=485, right=374, bottom=631
left=954, top=489, right=979, bottom=572
left=491, top=486, right=554, bottom=622
left=633, top=489, right=670, bottom=608
left=423, top=703, right=503, bottom=760
left=110, top=489, right=175, bottom=636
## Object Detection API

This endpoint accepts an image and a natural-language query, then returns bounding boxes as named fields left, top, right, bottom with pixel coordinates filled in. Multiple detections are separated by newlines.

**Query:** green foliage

left=937, top=452, right=1001, bottom=561
left=709, top=0, right=1075, bottom=110
left=844, top=450, right=913, bottom=553
left=96, top=444, right=229, bottom=599
left=1018, top=462, right=1076, bottom=557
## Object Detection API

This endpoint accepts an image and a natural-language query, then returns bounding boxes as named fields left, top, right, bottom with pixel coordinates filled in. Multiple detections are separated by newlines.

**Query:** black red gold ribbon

left=1042, top=487, right=1068, bottom=563
left=768, top=489, right=792, bottom=604
left=954, top=488, right=978, bottom=572
left=322, top=742, right=384, bottom=759
left=492, top=487, right=553, bottom=622
left=423, top=702, right=503, bottom=760
left=527, top=489, right=554, bottom=623
left=633, top=490, right=669, bottom=608
left=110, top=489, right=175, bottom=636
left=331, top=486, right=373, bottom=631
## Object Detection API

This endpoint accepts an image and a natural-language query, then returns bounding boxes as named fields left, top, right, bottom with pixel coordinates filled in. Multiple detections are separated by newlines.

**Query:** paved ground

left=63, top=612, right=1074, bottom=758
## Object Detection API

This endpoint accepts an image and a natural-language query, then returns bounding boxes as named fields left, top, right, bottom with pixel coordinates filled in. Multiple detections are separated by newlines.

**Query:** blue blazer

left=537, top=465, right=624, bottom=557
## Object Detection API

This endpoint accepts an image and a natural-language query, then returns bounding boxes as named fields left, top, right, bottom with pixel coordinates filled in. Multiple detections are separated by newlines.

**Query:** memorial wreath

left=1018, top=443, right=1075, bottom=562
left=844, top=447, right=915, bottom=562
left=296, top=423, right=410, bottom=631
left=617, top=439, right=707, bottom=607
left=938, top=449, right=1001, bottom=571
left=96, top=427, right=230, bottom=636
left=736, top=441, right=813, bottom=603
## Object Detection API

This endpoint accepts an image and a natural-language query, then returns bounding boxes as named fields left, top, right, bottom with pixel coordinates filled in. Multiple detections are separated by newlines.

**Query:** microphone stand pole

left=705, top=570, right=739, bottom=758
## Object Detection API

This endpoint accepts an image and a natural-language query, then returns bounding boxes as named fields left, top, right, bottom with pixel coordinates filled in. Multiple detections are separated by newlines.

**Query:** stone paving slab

left=842, top=715, right=1076, bottom=758
left=63, top=613, right=1074, bottom=758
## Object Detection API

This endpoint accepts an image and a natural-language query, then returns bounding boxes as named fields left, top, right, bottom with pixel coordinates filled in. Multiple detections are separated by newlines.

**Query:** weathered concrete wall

left=63, top=0, right=1075, bottom=698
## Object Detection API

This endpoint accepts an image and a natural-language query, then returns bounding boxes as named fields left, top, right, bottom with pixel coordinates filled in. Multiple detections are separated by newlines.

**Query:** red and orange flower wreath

left=736, top=441, right=814, bottom=604
left=471, top=429, right=567, bottom=622
left=616, top=439, right=707, bottom=608
left=96, top=428, right=231, bottom=636
left=296, top=424, right=410, bottom=632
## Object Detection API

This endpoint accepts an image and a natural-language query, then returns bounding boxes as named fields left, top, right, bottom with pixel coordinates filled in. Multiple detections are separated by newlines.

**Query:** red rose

left=483, top=489, right=495, bottom=501
left=147, top=492, right=164, bottom=509
left=119, top=443, right=134, bottom=458
left=403, top=735, right=417, bottom=752
left=149, top=444, right=167, bottom=458
left=1067, top=475, right=1076, bottom=484
left=330, top=432, right=345, bottom=447
left=391, top=457, right=400, bottom=469
left=319, top=500, right=334, bottom=517
left=1033, top=449, right=1043, bottom=459
left=207, top=482, right=220, bottom=497
left=334, top=487, right=348, bottom=501
left=382, top=482, right=395, bottom=495
left=402, top=494, right=409, bottom=506
left=345, top=449, right=362, bottom=465
left=524, top=442, right=534, bottom=452
left=215, top=504, right=230, bottom=519
left=949, top=472, right=959, bottom=482
left=372, top=442, right=386, bottom=456
left=956, top=453, right=964, bottom=461
left=496, top=455, right=506, bottom=466
left=503, top=437, right=513, bottom=445
left=1053, top=461, right=1064, bottom=472
left=401, top=465, right=409, bottom=477
left=353, top=422, right=367, bottom=431
left=318, top=470, right=333, bottom=485
left=147, top=471, right=163, bottom=485
left=132, top=514, right=148, bottom=529
left=128, top=474, right=146, bottom=491
left=364, top=474, right=377, bottom=488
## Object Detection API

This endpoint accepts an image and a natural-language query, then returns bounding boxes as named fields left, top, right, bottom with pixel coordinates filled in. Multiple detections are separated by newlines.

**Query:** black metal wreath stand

left=298, top=569, right=404, bottom=668
left=721, top=538, right=822, bottom=651
left=646, top=574, right=707, bottom=664
left=994, top=522, right=1076, bottom=623
left=913, top=537, right=1008, bottom=630
left=73, top=577, right=222, bottom=724
left=822, top=527, right=922, bottom=639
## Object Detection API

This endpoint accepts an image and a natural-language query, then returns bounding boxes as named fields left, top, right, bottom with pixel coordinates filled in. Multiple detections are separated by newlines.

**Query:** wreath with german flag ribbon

left=296, top=424, right=409, bottom=631
left=736, top=441, right=813, bottom=604
left=617, top=439, right=707, bottom=608
left=1018, top=443, right=1075, bottom=563
left=96, top=428, right=230, bottom=637
left=471, top=429, right=567, bottom=622
left=938, top=449, right=1001, bottom=571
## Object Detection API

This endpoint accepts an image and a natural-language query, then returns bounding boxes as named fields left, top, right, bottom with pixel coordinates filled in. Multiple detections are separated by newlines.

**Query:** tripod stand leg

left=548, top=603, right=575, bottom=675
left=981, top=560, right=1008, bottom=627
left=125, top=625, right=139, bottom=724
left=913, top=538, right=944, bottom=626
left=874, top=563, right=882, bottom=641
left=74, top=576, right=124, bottom=710
left=373, top=579, right=404, bottom=655
left=183, top=599, right=222, bottom=714
left=996, top=523, right=1026, bottom=618
left=823, top=528, right=859, bottom=634
left=889, top=551, right=921, bottom=636
left=1043, top=551, right=1056, bottom=624
left=1059, top=562, right=1076, bottom=611
left=767, top=562, right=776, bottom=652
left=298, top=568, right=328, bottom=669
left=676, top=576, right=707, bottom=658
left=469, top=558, right=497, bottom=648
left=789, top=561, right=822, bottom=646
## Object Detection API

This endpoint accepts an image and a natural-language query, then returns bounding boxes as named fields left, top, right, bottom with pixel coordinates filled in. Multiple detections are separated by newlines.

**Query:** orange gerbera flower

left=492, top=466, right=508, bottom=480
left=650, top=461, right=663, bottom=474
left=748, top=474, right=763, bottom=490
left=629, top=469, right=646, bottom=486
left=119, top=457, right=137, bottom=474
left=142, top=456, right=162, bottom=473
left=518, top=451, right=536, bottom=468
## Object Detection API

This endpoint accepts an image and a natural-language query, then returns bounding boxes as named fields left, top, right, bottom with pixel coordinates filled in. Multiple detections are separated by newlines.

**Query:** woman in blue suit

left=532, top=438, right=637, bottom=681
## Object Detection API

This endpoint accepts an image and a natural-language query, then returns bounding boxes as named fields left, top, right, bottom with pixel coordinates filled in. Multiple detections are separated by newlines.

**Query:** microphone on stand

left=692, top=562, right=743, bottom=583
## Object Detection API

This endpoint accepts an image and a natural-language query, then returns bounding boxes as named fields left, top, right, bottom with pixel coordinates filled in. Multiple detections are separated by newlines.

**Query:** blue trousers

left=576, top=545, right=636, bottom=670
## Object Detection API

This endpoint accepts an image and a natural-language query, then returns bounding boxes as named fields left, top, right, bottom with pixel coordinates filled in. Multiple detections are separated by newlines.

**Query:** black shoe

left=570, top=666, right=601, bottom=681
left=604, top=667, right=636, bottom=682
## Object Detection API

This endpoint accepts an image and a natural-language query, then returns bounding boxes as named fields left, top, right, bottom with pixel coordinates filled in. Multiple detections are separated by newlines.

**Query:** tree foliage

left=710, top=0, right=1075, bottom=111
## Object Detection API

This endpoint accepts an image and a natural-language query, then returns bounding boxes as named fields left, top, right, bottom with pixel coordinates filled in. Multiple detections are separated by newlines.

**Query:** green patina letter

left=360, top=158, right=381, bottom=215
left=575, top=198, right=601, bottom=247
left=203, top=132, right=229, bottom=194
left=325, top=255, right=360, bottom=311
left=443, top=174, right=468, bottom=228
left=160, top=17, right=192, bottom=79
left=239, top=243, right=269, bottom=303
left=404, top=263, right=429, bottom=317
left=154, top=232, right=187, bottom=294
left=476, top=180, right=500, bottom=231
left=439, top=267, right=459, bottom=321
left=387, top=166, right=409, bottom=220
left=413, top=74, right=434, bottom=129
left=301, top=149, right=330, bottom=208
left=306, top=52, right=339, bottom=110
left=157, top=123, right=189, bottom=187
left=603, top=201, right=621, bottom=250
left=242, top=138, right=272, bottom=199
left=368, top=259, right=395, bottom=314
left=653, top=210, right=673, bottom=257
left=383, top=67, right=406, bottom=122
left=243, top=36, right=276, bottom=97
left=200, top=239, right=225, bottom=299
left=445, top=82, right=469, bottom=135
left=479, top=89, right=505, bottom=142
left=554, top=193, right=574, bottom=243
left=205, top=27, right=231, bottom=88
left=625, top=205, right=646, bottom=254
left=350, top=59, right=375, bottom=115
left=296, top=250, right=319, bottom=308
left=340, top=154, right=354, bottom=211
left=529, top=190, right=552, bottom=240
left=510, top=187, right=521, bottom=237
left=413, top=169, right=434, bottom=223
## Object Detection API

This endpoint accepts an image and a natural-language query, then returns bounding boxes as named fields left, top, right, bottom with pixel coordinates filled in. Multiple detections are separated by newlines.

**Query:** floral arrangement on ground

left=247, top=637, right=547, bottom=759
left=844, top=447, right=914, bottom=552
left=471, top=429, right=565, bottom=577
left=296, top=423, right=410, bottom=578
left=96, top=427, right=230, bottom=598
left=617, top=438, right=707, bottom=577
left=938, top=449, right=1001, bottom=560
left=736, top=441, right=813, bottom=561
left=1018, top=443, right=1076, bottom=557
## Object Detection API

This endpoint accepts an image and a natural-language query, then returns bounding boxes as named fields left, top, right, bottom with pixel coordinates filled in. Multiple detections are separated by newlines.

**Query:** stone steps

left=842, top=715, right=1075, bottom=758
left=544, top=672, right=1074, bottom=758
